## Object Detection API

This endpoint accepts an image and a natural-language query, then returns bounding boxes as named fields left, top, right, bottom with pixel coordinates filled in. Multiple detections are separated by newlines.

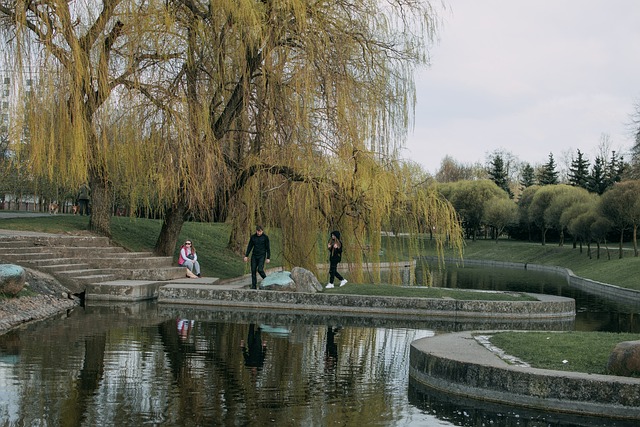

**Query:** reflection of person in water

left=325, top=326, right=340, bottom=371
left=241, top=324, right=267, bottom=371
left=177, top=318, right=194, bottom=340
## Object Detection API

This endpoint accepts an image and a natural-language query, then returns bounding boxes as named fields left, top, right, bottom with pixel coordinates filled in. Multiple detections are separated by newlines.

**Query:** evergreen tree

left=487, top=154, right=512, bottom=197
left=537, top=153, right=559, bottom=185
left=588, top=156, right=607, bottom=194
left=568, top=149, right=590, bottom=189
left=605, top=150, right=625, bottom=189
left=519, top=163, right=536, bottom=188
left=631, top=129, right=640, bottom=179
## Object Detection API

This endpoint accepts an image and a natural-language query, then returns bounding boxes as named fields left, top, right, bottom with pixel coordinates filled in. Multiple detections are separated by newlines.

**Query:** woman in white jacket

left=178, top=240, right=201, bottom=278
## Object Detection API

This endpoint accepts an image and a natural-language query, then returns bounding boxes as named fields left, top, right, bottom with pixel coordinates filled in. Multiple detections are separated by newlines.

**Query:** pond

left=0, top=266, right=638, bottom=426
left=418, top=262, right=640, bottom=333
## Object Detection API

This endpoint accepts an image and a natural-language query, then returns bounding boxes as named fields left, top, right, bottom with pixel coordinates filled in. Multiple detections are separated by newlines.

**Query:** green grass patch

left=326, top=283, right=536, bottom=301
left=487, top=331, right=640, bottom=375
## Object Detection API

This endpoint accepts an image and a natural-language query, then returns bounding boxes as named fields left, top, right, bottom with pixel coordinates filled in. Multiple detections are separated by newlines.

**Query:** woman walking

left=326, top=231, right=347, bottom=289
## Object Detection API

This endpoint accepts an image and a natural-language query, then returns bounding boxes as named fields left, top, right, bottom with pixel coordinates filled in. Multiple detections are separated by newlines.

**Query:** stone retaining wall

left=410, top=332, right=640, bottom=420
left=157, top=283, right=575, bottom=320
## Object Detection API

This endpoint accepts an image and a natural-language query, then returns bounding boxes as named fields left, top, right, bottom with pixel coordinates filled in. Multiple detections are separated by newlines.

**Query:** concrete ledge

left=409, top=331, right=640, bottom=420
left=157, top=283, right=575, bottom=321
left=86, top=277, right=219, bottom=301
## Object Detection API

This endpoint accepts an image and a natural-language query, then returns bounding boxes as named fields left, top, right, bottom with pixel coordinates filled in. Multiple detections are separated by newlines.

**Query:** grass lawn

left=487, top=331, right=640, bottom=375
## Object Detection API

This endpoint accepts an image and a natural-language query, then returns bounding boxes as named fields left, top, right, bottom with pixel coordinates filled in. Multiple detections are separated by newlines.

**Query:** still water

left=1, top=267, right=638, bottom=426
left=422, top=263, right=640, bottom=333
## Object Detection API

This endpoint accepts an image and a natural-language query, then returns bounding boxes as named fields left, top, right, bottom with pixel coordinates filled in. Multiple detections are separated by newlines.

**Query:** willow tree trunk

left=87, top=170, right=113, bottom=238
left=154, top=204, right=187, bottom=256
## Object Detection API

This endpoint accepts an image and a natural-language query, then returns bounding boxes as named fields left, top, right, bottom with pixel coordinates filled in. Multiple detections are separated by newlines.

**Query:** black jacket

left=328, top=230, right=343, bottom=263
left=245, top=233, right=271, bottom=259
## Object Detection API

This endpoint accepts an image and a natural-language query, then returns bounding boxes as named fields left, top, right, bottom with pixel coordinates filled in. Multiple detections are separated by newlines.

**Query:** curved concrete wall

left=410, top=332, right=640, bottom=420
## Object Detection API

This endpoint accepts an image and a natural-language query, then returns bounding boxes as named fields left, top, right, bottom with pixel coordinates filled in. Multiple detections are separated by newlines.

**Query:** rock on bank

left=0, top=268, right=79, bottom=334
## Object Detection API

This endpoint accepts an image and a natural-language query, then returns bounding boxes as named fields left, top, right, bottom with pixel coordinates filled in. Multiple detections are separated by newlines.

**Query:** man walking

left=243, top=225, right=271, bottom=289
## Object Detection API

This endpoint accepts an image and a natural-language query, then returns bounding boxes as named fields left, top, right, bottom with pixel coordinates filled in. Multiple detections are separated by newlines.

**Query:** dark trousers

left=328, top=261, right=344, bottom=284
left=251, top=255, right=267, bottom=289
left=78, top=199, right=89, bottom=216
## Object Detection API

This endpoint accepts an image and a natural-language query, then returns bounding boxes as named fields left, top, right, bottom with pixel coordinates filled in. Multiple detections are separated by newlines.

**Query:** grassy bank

left=488, top=331, right=639, bottom=375
left=419, top=238, right=640, bottom=291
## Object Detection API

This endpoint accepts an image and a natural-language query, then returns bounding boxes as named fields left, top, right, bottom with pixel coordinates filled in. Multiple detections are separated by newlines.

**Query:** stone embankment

left=0, top=268, right=79, bottom=334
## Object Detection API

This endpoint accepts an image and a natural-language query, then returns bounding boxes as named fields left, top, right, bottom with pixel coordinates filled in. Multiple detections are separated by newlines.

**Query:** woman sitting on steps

left=178, top=240, right=201, bottom=278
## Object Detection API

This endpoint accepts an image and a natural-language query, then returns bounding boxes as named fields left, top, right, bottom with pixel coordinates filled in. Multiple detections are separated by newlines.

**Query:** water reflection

left=241, top=323, right=267, bottom=372
left=419, top=262, right=640, bottom=333
left=0, top=300, right=632, bottom=426
left=408, top=380, right=638, bottom=427
left=0, top=303, right=438, bottom=426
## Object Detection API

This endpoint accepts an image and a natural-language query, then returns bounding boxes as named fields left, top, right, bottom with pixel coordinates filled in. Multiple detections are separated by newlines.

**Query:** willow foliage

left=0, top=0, right=463, bottom=282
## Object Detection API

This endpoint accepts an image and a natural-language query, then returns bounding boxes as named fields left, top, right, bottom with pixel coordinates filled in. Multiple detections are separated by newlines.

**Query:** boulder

left=0, top=264, right=26, bottom=296
left=260, top=271, right=296, bottom=291
left=258, top=268, right=323, bottom=293
left=290, top=267, right=323, bottom=293
left=607, top=340, right=640, bottom=376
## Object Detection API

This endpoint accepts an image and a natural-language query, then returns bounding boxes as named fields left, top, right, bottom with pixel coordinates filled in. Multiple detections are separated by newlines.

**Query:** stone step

left=127, top=267, right=186, bottom=281
left=72, top=274, right=120, bottom=287
left=39, top=263, right=92, bottom=273
left=57, top=266, right=186, bottom=282
left=89, top=256, right=173, bottom=269
left=0, top=235, right=112, bottom=247
left=0, top=246, right=124, bottom=258
left=14, top=257, right=91, bottom=267
left=2, top=252, right=58, bottom=261
left=1, top=232, right=190, bottom=296
left=56, top=268, right=122, bottom=278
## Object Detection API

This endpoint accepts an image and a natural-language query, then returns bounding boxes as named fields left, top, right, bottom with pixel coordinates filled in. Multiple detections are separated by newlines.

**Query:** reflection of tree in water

left=157, top=318, right=251, bottom=425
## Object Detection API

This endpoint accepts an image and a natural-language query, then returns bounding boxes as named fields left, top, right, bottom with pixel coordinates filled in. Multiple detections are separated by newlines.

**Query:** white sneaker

left=340, top=279, right=348, bottom=287
left=326, top=283, right=334, bottom=289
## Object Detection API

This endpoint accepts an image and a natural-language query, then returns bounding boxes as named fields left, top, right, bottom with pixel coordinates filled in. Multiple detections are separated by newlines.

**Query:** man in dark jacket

left=243, top=225, right=271, bottom=289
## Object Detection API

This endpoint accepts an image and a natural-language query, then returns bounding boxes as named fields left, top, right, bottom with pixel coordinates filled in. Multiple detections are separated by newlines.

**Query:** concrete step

left=72, top=274, right=120, bottom=286
left=1, top=252, right=58, bottom=261
left=56, top=268, right=123, bottom=278
left=39, top=263, right=92, bottom=273
left=127, top=267, right=187, bottom=281
left=57, top=266, right=185, bottom=282
left=0, top=235, right=112, bottom=247
left=14, top=257, right=89, bottom=267
left=0, top=246, right=124, bottom=258
left=89, top=256, right=172, bottom=269
left=86, top=277, right=220, bottom=302
left=1, top=232, right=191, bottom=295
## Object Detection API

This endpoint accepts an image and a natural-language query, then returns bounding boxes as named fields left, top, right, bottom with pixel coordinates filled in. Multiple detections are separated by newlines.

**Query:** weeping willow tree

left=0, top=0, right=181, bottom=236
left=1, top=0, right=464, bottom=279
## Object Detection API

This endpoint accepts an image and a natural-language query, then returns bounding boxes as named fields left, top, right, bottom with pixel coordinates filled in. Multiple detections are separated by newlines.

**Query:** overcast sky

left=402, top=0, right=640, bottom=175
